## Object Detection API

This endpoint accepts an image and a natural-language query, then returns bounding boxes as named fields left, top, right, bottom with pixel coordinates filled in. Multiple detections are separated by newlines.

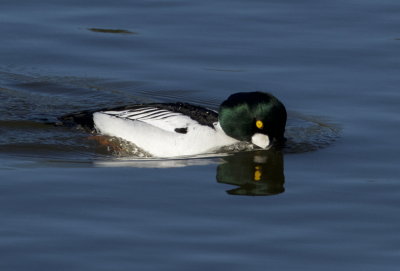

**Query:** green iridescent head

left=219, top=92, right=287, bottom=148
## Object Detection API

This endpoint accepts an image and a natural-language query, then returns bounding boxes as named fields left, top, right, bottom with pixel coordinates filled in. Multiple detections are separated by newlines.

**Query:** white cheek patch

left=251, top=133, right=270, bottom=149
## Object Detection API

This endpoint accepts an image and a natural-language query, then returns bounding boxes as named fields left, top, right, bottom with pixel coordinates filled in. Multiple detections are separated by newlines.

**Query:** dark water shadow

left=87, top=28, right=137, bottom=35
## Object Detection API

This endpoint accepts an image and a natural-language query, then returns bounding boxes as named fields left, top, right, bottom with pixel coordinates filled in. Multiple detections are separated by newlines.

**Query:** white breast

left=93, top=109, right=238, bottom=157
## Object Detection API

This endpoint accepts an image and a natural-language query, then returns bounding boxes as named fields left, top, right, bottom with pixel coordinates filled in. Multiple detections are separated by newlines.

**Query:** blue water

left=1, top=0, right=400, bottom=270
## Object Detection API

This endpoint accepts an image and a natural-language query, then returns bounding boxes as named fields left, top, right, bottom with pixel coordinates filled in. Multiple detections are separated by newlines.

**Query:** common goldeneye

left=59, top=92, right=287, bottom=157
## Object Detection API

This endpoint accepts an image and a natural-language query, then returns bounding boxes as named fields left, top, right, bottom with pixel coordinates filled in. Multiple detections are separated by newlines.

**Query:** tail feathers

left=57, top=110, right=95, bottom=131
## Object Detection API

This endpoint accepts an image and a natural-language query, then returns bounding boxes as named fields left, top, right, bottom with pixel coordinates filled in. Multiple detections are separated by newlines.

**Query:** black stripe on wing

left=101, top=108, right=182, bottom=121
left=146, top=103, right=218, bottom=128
left=57, top=102, right=218, bottom=131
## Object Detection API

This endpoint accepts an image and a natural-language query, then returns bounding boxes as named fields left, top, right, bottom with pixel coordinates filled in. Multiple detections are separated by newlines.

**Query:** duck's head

left=219, top=92, right=287, bottom=149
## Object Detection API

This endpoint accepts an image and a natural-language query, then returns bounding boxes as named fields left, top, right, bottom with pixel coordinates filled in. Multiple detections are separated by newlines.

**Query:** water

left=1, top=0, right=400, bottom=270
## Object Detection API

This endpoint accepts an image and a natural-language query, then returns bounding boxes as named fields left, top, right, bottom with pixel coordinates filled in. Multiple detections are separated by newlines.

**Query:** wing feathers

left=103, top=108, right=182, bottom=122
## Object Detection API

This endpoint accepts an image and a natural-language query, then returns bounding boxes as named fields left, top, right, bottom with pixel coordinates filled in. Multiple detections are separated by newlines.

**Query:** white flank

left=93, top=112, right=239, bottom=157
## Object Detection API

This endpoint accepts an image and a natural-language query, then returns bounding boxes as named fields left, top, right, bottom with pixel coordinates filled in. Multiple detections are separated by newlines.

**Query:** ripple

left=0, top=70, right=340, bottom=166
left=284, top=112, right=340, bottom=153
left=87, top=28, right=137, bottom=35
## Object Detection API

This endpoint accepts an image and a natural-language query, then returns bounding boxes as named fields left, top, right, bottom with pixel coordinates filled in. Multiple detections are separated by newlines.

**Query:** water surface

left=1, top=0, right=400, bottom=270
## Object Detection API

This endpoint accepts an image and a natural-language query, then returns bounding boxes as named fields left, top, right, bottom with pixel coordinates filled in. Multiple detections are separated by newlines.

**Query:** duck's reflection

left=216, top=150, right=285, bottom=196
left=94, top=148, right=285, bottom=196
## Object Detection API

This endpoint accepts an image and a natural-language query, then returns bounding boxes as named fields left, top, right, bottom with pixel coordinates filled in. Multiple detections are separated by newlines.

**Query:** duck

left=59, top=92, right=287, bottom=157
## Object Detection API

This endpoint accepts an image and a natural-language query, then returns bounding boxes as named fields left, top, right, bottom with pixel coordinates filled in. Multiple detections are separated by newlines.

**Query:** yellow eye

left=256, top=120, right=264, bottom=129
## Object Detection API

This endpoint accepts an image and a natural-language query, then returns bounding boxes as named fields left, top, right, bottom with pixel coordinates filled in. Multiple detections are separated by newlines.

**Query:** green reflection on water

left=217, top=150, right=284, bottom=196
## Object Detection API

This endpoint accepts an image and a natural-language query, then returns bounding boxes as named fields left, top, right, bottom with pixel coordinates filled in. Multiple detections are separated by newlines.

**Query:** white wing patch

left=100, top=107, right=196, bottom=133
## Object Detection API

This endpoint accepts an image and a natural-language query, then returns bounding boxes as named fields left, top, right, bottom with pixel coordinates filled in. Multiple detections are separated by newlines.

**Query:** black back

left=58, top=102, right=218, bottom=131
